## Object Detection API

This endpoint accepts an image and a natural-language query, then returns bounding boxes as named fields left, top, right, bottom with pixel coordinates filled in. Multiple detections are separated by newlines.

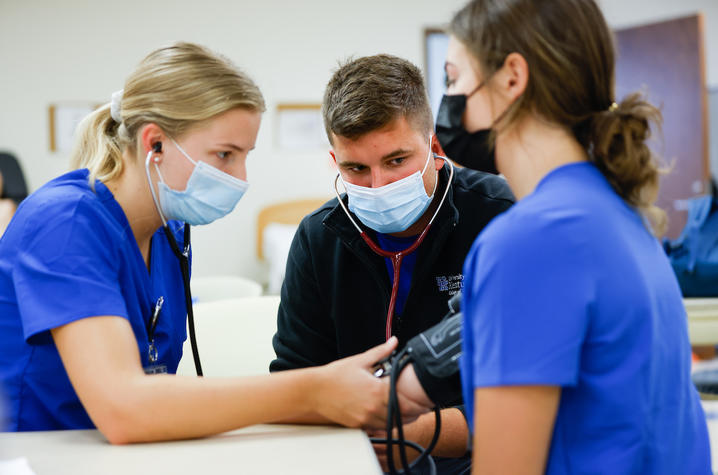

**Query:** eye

left=348, top=164, right=367, bottom=173
left=444, top=73, right=456, bottom=89
left=389, top=157, right=407, bottom=166
left=217, top=151, right=231, bottom=160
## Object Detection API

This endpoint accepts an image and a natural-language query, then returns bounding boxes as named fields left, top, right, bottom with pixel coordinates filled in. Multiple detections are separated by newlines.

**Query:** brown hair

left=322, top=54, right=434, bottom=144
left=70, top=42, right=265, bottom=185
left=450, top=0, right=666, bottom=234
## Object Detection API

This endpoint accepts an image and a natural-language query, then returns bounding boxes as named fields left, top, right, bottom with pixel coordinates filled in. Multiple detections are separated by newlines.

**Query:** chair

left=190, top=275, right=262, bottom=303
left=176, top=296, right=280, bottom=377
left=256, top=198, right=329, bottom=294
left=0, top=152, right=28, bottom=205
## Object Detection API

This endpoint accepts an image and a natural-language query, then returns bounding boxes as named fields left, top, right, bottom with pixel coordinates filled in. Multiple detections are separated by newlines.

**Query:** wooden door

left=615, top=14, right=709, bottom=239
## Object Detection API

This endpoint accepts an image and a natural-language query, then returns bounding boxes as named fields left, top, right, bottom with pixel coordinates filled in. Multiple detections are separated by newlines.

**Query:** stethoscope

left=145, top=143, right=203, bottom=377
left=333, top=154, right=455, bottom=341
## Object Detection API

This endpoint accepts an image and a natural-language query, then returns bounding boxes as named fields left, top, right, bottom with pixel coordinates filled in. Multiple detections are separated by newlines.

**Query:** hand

left=396, top=363, right=434, bottom=420
left=310, top=337, right=397, bottom=429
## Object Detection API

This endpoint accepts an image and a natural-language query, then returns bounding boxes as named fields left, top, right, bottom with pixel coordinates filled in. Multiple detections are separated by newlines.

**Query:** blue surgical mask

left=341, top=140, right=438, bottom=234
left=148, top=139, right=249, bottom=226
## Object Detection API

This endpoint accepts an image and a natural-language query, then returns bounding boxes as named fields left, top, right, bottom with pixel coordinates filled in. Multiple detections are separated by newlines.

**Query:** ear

left=139, top=123, right=167, bottom=158
left=496, top=52, right=529, bottom=102
left=430, top=135, right=446, bottom=171
left=329, top=149, right=337, bottom=164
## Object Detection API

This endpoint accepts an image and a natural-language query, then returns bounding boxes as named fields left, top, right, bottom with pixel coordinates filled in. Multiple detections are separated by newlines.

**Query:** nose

left=369, top=168, right=392, bottom=188
left=228, top=160, right=247, bottom=182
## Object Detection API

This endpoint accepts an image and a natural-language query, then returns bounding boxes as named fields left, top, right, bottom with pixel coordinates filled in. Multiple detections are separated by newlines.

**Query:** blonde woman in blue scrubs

left=0, top=42, right=429, bottom=443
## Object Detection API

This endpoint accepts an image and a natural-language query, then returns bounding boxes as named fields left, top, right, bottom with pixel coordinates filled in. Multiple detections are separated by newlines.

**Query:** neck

left=104, top=153, right=163, bottom=264
left=495, top=114, right=588, bottom=200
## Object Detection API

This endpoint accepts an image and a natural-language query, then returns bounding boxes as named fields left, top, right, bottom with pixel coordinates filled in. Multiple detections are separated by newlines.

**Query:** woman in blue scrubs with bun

left=0, top=42, right=428, bottom=443
left=437, top=0, right=710, bottom=472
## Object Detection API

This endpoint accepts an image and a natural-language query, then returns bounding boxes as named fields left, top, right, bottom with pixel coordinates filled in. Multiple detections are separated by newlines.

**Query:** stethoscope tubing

left=163, top=223, right=203, bottom=377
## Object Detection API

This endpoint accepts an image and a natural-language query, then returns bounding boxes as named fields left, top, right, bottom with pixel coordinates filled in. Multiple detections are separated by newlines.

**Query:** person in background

left=0, top=42, right=428, bottom=443
left=271, top=54, right=513, bottom=473
left=398, top=0, right=710, bottom=472
left=0, top=171, right=16, bottom=236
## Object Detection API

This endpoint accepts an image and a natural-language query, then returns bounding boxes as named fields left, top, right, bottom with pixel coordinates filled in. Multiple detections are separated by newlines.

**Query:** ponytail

left=588, top=93, right=666, bottom=235
left=450, top=0, right=668, bottom=235
left=69, top=103, right=125, bottom=187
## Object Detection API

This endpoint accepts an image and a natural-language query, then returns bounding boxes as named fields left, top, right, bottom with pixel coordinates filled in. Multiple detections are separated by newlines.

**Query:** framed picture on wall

left=275, top=103, right=329, bottom=151
left=424, top=28, right=449, bottom=120
left=48, top=102, right=99, bottom=153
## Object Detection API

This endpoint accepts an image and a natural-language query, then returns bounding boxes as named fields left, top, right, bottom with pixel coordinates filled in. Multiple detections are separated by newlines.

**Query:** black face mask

left=435, top=94, right=498, bottom=174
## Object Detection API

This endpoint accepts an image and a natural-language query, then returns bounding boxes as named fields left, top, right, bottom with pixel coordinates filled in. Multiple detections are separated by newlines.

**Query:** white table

left=0, top=424, right=381, bottom=475
left=686, top=298, right=718, bottom=345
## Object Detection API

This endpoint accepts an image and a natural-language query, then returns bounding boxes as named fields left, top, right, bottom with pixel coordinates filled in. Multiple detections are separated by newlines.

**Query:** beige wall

left=1, top=0, right=716, bottom=284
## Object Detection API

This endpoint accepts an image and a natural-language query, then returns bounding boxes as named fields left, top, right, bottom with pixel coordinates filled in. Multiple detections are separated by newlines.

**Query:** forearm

left=96, top=369, right=321, bottom=444
left=54, top=317, right=395, bottom=444
left=402, top=408, right=469, bottom=458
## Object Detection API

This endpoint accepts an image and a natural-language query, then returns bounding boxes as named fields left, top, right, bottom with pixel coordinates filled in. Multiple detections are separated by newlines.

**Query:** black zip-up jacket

left=271, top=166, right=514, bottom=372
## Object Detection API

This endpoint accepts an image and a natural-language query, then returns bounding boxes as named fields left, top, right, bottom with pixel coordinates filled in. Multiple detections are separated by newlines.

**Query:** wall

left=1, top=0, right=716, bottom=284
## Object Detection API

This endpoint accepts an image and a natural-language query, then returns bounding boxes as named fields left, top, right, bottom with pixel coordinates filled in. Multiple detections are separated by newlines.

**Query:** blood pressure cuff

left=406, top=312, right=463, bottom=407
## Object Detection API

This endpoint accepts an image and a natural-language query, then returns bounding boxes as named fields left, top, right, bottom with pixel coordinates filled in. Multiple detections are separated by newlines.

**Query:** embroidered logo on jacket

left=436, top=274, right=463, bottom=295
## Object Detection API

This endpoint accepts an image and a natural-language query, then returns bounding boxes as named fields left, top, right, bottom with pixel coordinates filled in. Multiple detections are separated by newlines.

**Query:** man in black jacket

left=270, top=54, right=513, bottom=474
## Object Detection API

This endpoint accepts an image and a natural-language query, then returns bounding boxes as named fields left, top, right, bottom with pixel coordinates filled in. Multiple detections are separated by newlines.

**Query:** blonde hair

left=70, top=42, right=265, bottom=184
left=450, top=0, right=666, bottom=235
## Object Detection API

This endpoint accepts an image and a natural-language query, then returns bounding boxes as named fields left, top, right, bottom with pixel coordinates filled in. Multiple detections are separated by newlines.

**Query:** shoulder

left=20, top=170, right=101, bottom=215
left=452, top=167, right=515, bottom=206
left=475, top=192, right=593, bottom=269
left=296, top=197, right=340, bottom=236
left=14, top=171, right=122, bottom=246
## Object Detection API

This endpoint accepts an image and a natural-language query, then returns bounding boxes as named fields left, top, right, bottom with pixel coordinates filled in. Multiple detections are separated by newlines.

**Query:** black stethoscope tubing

left=163, top=223, right=203, bottom=377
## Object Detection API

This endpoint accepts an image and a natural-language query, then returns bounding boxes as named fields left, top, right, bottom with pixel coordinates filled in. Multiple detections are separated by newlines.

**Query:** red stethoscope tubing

left=333, top=155, right=454, bottom=341
left=359, top=225, right=432, bottom=340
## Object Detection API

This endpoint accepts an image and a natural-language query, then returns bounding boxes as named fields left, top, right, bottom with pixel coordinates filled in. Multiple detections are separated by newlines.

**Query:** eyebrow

left=381, top=148, right=413, bottom=160
left=217, top=143, right=251, bottom=152
left=337, top=148, right=414, bottom=168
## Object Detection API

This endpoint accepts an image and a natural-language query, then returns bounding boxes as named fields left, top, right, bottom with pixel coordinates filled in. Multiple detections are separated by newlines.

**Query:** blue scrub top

left=460, top=163, right=711, bottom=473
left=0, top=169, right=188, bottom=431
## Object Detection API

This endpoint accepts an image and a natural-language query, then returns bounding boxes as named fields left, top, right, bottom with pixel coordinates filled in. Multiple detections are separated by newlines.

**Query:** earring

left=154, top=156, right=160, bottom=163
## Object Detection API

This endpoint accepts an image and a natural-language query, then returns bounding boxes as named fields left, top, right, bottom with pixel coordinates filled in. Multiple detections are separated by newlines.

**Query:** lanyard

left=334, top=156, right=454, bottom=341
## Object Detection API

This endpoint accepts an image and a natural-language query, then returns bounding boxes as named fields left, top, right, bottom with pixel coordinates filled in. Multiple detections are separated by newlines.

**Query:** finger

left=376, top=454, right=389, bottom=472
left=367, top=429, right=387, bottom=438
left=357, top=336, right=398, bottom=366
left=371, top=443, right=387, bottom=456
left=377, top=455, right=389, bottom=473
